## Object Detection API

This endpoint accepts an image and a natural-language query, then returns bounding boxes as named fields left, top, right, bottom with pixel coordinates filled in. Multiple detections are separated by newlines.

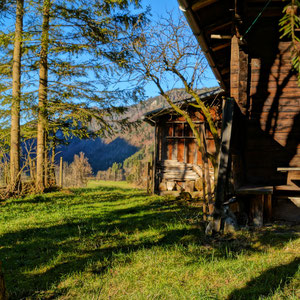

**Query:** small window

left=174, top=124, right=184, bottom=137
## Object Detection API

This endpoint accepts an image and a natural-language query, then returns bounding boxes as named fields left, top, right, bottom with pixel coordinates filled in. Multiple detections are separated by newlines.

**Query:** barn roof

left=143, top=87, right=223, bottom=124
left=177, top=0, right=285, bottom=90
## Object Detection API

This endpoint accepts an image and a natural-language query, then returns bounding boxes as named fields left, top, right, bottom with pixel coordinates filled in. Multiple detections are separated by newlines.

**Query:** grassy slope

left=0, top=181, right=299, bottom=300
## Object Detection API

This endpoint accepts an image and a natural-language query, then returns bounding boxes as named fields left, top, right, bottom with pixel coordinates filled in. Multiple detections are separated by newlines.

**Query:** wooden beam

left=192, top=0, right=218, bottom=11
left=211, top=34, right=231, bottom=39
left=221, top=67, right=230, bottom=75
left=211, top=42, right=231, bottom=52
left=206, top=20, right=232, bottom=34
left=166, top=136, right=196, bottom=139
left=236, top=185, right=273, bottom=195
left=230, top=35, right=249, bottom=114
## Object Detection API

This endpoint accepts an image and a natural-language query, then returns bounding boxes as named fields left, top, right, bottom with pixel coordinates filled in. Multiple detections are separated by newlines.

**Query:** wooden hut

left=144, top=88, right=223, bottom=197
left=178, top=0, right=300, bottom=223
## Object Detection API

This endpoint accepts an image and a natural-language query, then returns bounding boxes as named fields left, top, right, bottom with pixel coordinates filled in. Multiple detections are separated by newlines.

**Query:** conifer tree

left=10, top=0, right=24, bottom=192
left=36, top=0, right=50, bottom=192
left=0, top=0, right=146, bottom=194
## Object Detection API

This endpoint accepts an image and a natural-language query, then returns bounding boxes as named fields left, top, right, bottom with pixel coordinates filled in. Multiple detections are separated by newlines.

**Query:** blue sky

left=0, top=0, right=218, bottom=104
left=141, top=0, right=218, bottom=98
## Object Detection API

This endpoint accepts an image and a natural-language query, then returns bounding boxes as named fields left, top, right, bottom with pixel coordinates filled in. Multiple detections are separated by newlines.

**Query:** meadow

left=0, top=181, right=299, bottom=299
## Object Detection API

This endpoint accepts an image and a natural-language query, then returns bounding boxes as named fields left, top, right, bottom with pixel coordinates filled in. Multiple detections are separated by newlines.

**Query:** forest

left=0, top=0, right=149, bottom=195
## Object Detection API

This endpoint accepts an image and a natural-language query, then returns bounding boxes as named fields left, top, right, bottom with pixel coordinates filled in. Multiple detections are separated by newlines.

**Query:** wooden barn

left=178, top=0, right=300, bottom=224
left=144, top=88, right=223, bottom=197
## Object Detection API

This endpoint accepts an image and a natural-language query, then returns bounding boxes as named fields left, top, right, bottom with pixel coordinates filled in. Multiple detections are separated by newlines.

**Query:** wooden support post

left=201, top=123, right=213, bottom=215
left=264, top=194, right=272, bottom=222
left=229, top=34, right=249, bottom=194
left=203, top=201, right=207, bottom=221
left=200, top=148, right=207, bottom=217
left=230, top=36, right=249, bottom=114
left=153, top=125, right=159, bottom=193
left=146, top=161, right=150, bottom=194
left=214, top=98, right=235, bottom=211
left=150, top=153, right=154, bottom=194
left=59, top=157, right=63, bottom=188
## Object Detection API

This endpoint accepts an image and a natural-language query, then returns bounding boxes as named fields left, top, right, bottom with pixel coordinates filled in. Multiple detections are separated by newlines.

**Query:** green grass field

left=1, top=181, right=299, bottom=299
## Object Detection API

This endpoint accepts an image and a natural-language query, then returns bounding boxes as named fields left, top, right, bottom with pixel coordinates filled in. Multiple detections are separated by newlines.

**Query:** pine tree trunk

left=36, top=0, right=50, bottom=193
left=10, top=0, right=24, bottom=192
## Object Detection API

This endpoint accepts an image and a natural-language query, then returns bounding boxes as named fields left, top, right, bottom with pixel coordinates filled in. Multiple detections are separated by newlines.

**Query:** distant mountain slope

left=57, top=137, right=138, bottom=173
left=57, top=87, right=218, bottom=173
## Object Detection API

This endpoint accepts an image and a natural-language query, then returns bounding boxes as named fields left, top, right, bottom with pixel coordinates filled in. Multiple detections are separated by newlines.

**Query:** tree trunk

left=44, top=132, right=49, bottom=188
left=36, top=0, right=50, bottom=193
left=59, top=156, right=63, bottom=187
left=10, top=0, right=24, bottom=192
left=201, top=124, right=213, bottom=215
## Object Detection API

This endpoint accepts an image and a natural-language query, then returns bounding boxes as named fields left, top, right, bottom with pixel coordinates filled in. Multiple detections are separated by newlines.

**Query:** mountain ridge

left=58, top=87, right=217, bottom=173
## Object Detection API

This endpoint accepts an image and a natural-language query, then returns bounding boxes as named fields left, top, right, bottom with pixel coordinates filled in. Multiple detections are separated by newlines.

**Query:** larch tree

left=0, top=0, right=146, bottom=194
left=10, top=0, right=24, bottom=193
left=33, top=0, right=146, bottom=192
left=36, top=0, right=50, bottom=192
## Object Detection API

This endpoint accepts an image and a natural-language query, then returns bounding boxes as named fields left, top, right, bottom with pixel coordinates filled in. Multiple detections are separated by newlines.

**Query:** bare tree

left=63, top=152, right=92, bottom=187
left=125, top=13, right=221, bottom=209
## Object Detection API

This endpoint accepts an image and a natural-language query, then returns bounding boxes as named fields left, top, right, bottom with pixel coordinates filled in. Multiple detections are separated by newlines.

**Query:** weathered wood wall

left=153, top=107, right=219, bottom=194
left=156, top=114, right=216, bottom=168
left=245, top=40, right=300, bottom=185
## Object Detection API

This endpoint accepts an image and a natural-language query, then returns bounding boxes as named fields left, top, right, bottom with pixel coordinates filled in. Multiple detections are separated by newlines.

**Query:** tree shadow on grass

left=1, top=186, right=299, bottom=299
left=228, top=258, right=300, bottom=300
left=0, top=197, right=187, bottom=298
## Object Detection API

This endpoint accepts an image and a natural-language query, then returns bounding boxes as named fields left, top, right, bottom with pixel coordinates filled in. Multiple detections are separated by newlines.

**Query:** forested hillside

left=58, top=88, right=214, bottom=175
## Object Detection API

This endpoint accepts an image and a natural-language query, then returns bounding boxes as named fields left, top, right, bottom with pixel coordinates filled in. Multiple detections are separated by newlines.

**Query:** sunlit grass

left=0, top=181, right=299, bottom=299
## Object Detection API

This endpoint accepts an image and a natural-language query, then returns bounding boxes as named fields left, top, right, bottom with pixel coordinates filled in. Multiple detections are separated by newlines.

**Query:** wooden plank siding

left=244, top=42, right=300, bottom=185
left=151, top=104, right=221, bottom=194
left=178, top=0, right=300, bottom=222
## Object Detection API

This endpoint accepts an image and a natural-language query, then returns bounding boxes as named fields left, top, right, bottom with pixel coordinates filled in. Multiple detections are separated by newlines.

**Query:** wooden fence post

left=59, top=157, right=63, bottom=188
left=146, top=161, right=151, bottom=194
left=151, top=150, right=155, bottom=194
